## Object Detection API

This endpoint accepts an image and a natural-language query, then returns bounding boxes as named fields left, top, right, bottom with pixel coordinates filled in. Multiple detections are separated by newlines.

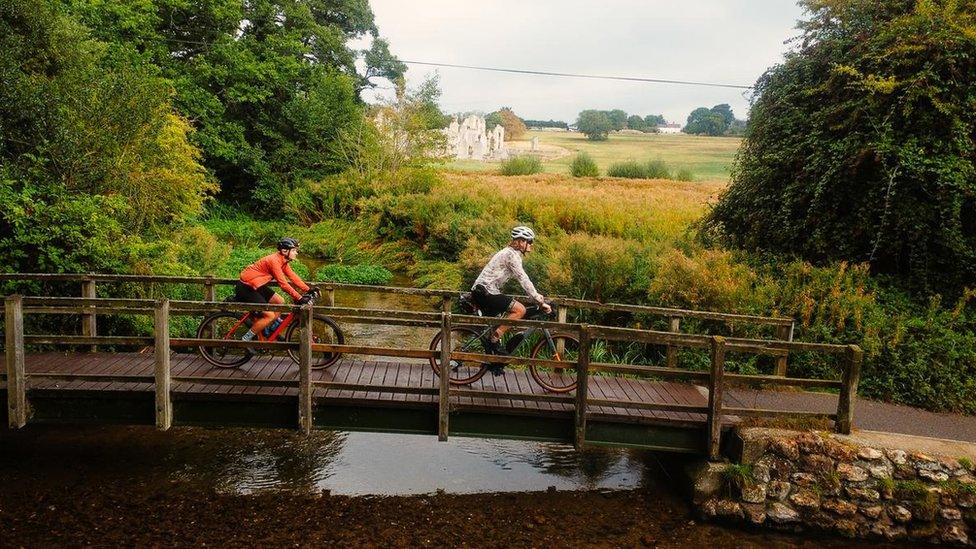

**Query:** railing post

left=438, top=311, right=452, bottom=441
left=154, top=299, right=172, bottom=431
left=5, top=295, right=27, bottom=428
left=82, top=274, right=97, bottom=352
left=774, top=322, right=792, bottom=376
left=706, top=336, right=726, bottom=461
left=203, top=275, right=216, bottom=302
left=666, top=316, right=681, bottom=368
left=299, top=303, right=314, bottom=434
left=836, top=344, right=862, bottom=435
left=557, top=306, right=568, bottom=355
left=325, top=287, right=335, bottom=308
left=574, top=324, right=591, bottom=450
left=441, top=295, right=452, bottom=313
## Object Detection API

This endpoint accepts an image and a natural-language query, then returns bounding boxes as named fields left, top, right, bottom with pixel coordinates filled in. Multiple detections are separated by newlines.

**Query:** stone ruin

left=442, top=115, right=508, bottom=161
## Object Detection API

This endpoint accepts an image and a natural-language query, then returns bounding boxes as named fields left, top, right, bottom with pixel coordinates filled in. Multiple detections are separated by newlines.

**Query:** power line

left=402, top=60, right=754, bottom=90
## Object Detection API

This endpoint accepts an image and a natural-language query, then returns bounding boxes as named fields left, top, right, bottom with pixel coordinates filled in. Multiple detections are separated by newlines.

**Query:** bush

left=606, top=160, right=647, bottom=179
left=606, top=160, right=681, bottom=180
left=674, top=168, right=696, bottom=181
left=643, top=160, right=671, bottom=179
left=314, top=264, right=393, bottom=285
left=499, top=156, right=543, bottom=176
left=570, top=152, right=600, bottom=177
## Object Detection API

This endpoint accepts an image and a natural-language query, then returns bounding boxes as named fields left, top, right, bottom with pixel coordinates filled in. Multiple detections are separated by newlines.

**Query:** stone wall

left=691, top=428, right=975, bottom=546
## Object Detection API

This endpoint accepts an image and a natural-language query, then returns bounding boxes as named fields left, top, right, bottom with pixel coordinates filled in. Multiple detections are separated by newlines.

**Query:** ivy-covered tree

left=706, top=0, right=976, bottom=293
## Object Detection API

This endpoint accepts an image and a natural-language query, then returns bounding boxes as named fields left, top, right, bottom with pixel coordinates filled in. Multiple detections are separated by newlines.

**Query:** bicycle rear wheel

left=197, top=312, right=252, bottom=368
left=429, top=327, right=489, bottom=385
left=285, top=315, right=344, bottom=369
left=529, top=332, right=580, bottom=393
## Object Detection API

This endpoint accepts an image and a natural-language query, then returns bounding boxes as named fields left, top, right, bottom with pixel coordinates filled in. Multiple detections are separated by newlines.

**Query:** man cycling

left=233, top=237, right=318, bottom=342
left=471, top=226, right=552, bottom=359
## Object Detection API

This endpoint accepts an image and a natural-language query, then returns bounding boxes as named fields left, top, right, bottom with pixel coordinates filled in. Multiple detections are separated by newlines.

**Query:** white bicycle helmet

left=510, top=226, right=535, bottom=242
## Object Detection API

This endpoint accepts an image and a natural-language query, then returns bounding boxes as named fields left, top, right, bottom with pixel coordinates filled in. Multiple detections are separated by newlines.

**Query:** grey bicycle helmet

left=510, top=226, right=535, bottom=242
left=277, top=237, right=300, bottom=250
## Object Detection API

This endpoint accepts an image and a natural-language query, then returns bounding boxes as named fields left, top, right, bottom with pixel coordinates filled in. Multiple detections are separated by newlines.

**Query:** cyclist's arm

left=508, top=251, right=544, bottom=304
left=271, top=260, right=304, bottom=301
left=283, top=262, right=311, bottom=294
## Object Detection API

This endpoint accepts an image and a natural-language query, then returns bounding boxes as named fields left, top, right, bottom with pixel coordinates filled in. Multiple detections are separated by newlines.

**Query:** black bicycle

left=428, top=294, right=581, bottom=393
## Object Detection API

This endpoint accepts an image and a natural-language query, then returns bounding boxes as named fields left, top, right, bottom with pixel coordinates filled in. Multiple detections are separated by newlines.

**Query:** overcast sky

left=357, top=0, right=807, bottom=125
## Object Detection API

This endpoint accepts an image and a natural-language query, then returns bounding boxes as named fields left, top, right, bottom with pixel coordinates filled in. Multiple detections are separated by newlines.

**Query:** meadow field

left=445, top=130, right=742, bottom=181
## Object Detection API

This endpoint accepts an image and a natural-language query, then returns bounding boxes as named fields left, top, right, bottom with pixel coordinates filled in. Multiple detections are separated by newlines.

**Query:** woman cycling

left=234, top=237, right=318, bottom=342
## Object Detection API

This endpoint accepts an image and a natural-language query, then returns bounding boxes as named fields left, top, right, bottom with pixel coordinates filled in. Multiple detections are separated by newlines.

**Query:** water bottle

left=262, top=316, right=284, bottom=338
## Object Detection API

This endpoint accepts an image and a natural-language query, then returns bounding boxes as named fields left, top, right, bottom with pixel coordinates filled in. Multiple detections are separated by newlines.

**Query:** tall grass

left=499, top=156, right=543, bottom=175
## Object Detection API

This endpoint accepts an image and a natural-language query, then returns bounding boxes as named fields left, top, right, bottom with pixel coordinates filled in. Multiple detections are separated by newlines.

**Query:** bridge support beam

left=81, top=275, right=97, bottom=352
left=154, top=299, right=172, bottom=430
left=666, top=317, right=681, bottom=368
left=574, top=324, right=591, bottom=450
left=836, top=345, right=862, bottom=434
left=299, top=304, right=313, bottom=434
left=706, top=336, right=726, bottom=461
left=203, top=275, right=216, bottom=302
left=438, top=312, right=451, bottom=441
left=5, top=295, right=27, bottom=428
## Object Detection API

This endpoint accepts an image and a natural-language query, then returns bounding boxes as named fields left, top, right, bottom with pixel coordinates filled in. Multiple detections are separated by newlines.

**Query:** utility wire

left=402, top=60, right=754, bottom=90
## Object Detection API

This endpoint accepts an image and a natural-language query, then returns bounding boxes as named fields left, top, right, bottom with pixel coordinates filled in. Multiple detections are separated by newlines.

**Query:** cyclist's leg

left=494, top=300, right=526, bottom=340
left=251, top=286, right=285, bottom=334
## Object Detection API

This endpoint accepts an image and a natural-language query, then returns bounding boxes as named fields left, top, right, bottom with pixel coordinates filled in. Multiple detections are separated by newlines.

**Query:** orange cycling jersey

left=240, top=253, right=310, bottom=301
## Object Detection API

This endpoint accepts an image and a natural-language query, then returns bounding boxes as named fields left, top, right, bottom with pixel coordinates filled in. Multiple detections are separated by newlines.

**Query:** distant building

left=656, top=123, right=683, bottom=134
left=442, top=115, right=509, bottom=160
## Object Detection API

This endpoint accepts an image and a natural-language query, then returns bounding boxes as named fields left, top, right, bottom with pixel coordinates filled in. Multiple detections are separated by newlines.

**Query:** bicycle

left=428, top=294, right=581, bottom=393
left=197, top=291, right=344, bottom=369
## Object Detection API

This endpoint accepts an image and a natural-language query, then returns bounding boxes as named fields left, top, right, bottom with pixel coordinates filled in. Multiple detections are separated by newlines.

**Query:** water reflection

left=0, top=426, right=647, bottom=496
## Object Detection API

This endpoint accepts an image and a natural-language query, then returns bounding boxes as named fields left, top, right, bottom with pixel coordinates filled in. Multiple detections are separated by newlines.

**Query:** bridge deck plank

left=21, top=352, right=722, bottom=426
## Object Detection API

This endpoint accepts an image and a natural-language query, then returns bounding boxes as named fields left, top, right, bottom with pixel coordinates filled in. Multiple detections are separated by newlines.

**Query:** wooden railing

left=0, top=272, right=797, bottom=374
left=1, top=294, right=861, bottom=461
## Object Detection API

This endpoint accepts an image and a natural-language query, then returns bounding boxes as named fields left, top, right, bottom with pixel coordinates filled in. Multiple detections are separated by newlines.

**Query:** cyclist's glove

left=309, top=287, right=322, bottom=298
left=295, top=293, right=313, bottom=305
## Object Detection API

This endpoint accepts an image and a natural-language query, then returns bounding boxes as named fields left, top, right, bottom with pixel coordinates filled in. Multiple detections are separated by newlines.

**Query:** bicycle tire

left=197, top=312, right=253, bottom=368
left=285, top=315, right=344, bottom=369
left=529, top=332, right=580, bottom=393
left=429, top=326, right=489, bottom=385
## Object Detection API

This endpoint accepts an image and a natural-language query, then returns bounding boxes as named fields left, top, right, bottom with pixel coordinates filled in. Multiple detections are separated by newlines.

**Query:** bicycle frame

left=220, top=311, right=295, bottom=343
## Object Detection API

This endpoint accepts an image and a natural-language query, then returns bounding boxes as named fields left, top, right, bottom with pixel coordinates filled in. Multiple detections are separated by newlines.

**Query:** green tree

left=683, top=106, right=730, bottom=136
left=644, top=114, right=666, bottom=127
left=607, top=109, right=628, bottom=130
left=0, top=0, right=216, bottom=275
left=576, top=110, right=613, bottom=141
left=626, top=115, right=646, bottom=131
left=706, top=0, right=976, bottom=292
left=64, top=0, right=404, bottom=211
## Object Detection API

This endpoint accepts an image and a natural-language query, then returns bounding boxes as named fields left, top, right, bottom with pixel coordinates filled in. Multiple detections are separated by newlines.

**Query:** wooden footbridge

left=0, top=274, right=862, bottom=460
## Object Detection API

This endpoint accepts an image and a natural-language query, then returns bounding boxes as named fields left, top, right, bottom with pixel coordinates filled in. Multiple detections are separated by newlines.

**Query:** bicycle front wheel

left=285, top=315, right=344, bottom=369
left=197, top=312, right=253, bottom=368
left=429, top=327, right=489, bottom=385
left=530, top=332, right=581, bottom=393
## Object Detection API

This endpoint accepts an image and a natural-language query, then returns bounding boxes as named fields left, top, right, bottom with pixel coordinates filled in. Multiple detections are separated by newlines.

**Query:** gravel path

left=727, top=388, right=976, bottom=443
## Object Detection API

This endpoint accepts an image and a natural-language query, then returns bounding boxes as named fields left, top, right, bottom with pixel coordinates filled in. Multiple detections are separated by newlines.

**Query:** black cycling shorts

left=233, top=280, right=275, bottom=304
left=471, top=285, right=514, bottom=317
